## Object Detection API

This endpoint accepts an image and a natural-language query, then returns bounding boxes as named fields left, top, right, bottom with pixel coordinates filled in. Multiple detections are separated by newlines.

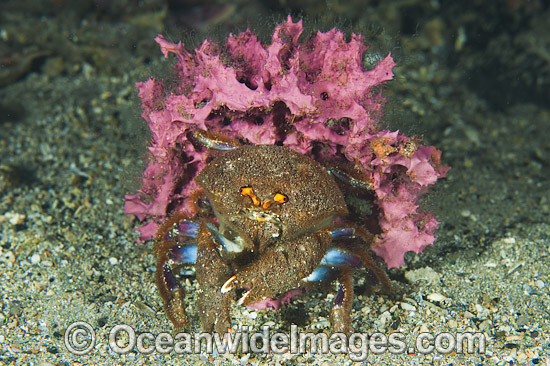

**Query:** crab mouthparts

left=246, top=209, right=283, bottom=238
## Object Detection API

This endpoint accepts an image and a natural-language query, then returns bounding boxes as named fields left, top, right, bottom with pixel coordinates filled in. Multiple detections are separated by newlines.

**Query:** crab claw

left=221, top=275, right=237, bottom=294
left=237, top=290, right=251, bottom=305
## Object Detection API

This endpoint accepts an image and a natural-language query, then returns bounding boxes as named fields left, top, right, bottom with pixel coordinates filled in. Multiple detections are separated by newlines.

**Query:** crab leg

left=304, top=225, right=388, bottom=289
left=330, top=267, right=354, bottom=334
left=155, top=261, right=189, bottom=328
left=157, top=215, right=249, bottom=332
left=302, top=248, right=361, bottom=282
left=154, top=216, right=200, bottom=328
left=326, top=166, right=373, bottom=190
left=157, top=243, right=198, bottom=322
left=304, top=227, right=391, bottom=332
left=192, top=129, right=241, bottom=151
left=195, top=223, right=235, bottom=333
left=329, top=226, right=391, bottom=292
left=299, top=247, right=362, bottom=333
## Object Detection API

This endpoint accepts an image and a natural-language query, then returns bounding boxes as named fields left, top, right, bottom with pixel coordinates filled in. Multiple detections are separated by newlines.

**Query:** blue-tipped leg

left=168, top=245, right=197, bottom=264
left=302, top=249, right=362, bottom=283
left=303, top=266, right=336, bottom=282
left=330, top=228, right=356, bottom=239
left=320, top=248, right=362, bottom=267
left=164, top=220, right=200, bottom=242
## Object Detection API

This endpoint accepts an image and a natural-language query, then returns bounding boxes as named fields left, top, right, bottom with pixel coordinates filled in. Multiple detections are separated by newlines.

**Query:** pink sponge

left=125, top=16, right=449, bottom=269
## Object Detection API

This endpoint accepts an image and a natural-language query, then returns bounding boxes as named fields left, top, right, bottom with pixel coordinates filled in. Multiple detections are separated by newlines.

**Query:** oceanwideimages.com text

left=65, top=322, right=486, bottom=361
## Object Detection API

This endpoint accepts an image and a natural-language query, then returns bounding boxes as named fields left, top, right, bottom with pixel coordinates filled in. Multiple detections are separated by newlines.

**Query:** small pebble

left=108, top=257, right=118, bottom=265
left=311, top=318, right=330, bottom=329
left=400, top=302, right=416, bottom=311
left=504, top=348, right=518, bottom=363
left=427, top=293, right=447, bottom=302
left=5, top=212, right=26, bottom=225
left=30, top=254, right=41, bottom=265
left=535, top=280, right=544, bottom=289
left=240, top=354, right=250, bottom=365
left=375, top=311, right=392, bottom=329
left=523, top=284, right=536, bottom=295
left=9, top=303, right=22, bottom=317
left=475, top=304, right=490, bottom=319
left=0, top=251, right=15, bottom=266
left=405, top=267, right=441, bottom=284
left=479, top=319, right=493, bottom=332
left=516, top=351, right=528, bottom=363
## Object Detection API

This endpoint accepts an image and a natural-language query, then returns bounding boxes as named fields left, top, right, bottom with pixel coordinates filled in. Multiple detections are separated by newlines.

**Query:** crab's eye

left=240, top=186, right=261, bottom=206
left=261, top=193, right=288, bottom=209
left=274, top=193, right=288, bottom=204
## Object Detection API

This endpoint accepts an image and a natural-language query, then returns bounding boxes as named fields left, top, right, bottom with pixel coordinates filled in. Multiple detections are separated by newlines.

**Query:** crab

left=154, top=131, right=391, bottom=334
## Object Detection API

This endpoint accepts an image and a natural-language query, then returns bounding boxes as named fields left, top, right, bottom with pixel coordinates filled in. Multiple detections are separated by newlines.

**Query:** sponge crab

left=125, top=16, right=449, bottom=333
left=154, top=131, right=391, bottom=334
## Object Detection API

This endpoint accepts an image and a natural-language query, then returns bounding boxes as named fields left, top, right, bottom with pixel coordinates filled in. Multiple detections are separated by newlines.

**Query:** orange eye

left=274, top=193, right=288, bottom=204
left=240, top=186, right=260, bottom=206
